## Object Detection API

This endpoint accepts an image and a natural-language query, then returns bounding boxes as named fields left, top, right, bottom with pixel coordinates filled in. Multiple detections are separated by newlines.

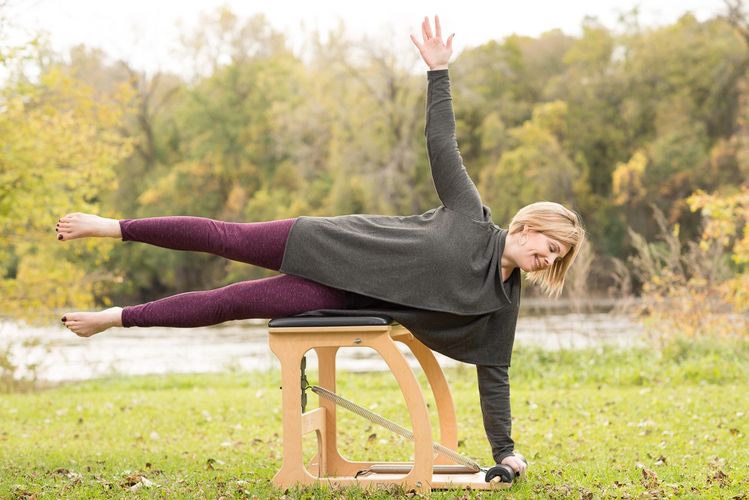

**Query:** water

left=1, top=310, right=644, bottom=383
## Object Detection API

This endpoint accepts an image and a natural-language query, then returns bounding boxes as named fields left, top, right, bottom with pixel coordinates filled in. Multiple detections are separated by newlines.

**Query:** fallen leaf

left=121, top=473, right=156, bottom=489
left=637, top=463, right=660, bottom=489
left=707, top=470, right=730, bottom=487
left=206, top=458, right=225, bottom=470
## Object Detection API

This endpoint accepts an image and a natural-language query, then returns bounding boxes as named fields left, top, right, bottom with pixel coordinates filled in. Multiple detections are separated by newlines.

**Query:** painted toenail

left=62, top=316, right=67, bottom=322
left=58, top=234, right=63, bottom=240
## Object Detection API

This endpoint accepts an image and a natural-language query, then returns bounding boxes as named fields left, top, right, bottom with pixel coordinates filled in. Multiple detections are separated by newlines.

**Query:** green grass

left=1, top=337, right=748, bottom=499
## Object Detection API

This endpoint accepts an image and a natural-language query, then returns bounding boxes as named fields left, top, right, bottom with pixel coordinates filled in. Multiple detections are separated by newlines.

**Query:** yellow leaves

left=612, top=150, right=647, bottom=206
left=0, top=251, right=94, bottom=322
left=687, top=187, right=749, bottom=259
left=1, top=61, right=133, bottom=322
left=719, top=274, right=749, bottom=313
left=680, top=187, right=749, bottom=316
left=627, top=196, right=749, bottom=338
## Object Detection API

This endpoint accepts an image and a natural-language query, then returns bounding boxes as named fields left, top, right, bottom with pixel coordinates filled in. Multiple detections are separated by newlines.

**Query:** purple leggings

left=119, top=216, right=349, bottom=328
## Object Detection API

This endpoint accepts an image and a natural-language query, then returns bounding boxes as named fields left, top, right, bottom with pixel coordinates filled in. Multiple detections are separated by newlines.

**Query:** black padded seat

left=268, top=315, right=394, bottom=328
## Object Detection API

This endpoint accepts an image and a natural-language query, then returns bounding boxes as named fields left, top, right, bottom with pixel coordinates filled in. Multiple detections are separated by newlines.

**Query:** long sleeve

left=425, top=69, right=483, bottom=219
left=476, top=364, right=515, bottom=464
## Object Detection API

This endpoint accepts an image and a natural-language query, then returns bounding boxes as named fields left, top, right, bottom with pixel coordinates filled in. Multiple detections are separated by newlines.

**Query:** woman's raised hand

left=410, top=15, right=454, bottom=71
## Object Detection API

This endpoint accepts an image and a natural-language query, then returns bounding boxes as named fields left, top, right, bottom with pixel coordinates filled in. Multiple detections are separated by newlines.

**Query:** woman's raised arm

left=411, top=16, right=483, bottom=219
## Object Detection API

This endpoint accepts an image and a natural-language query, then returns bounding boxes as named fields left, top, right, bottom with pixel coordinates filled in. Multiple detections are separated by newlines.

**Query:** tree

left=478, top=101, right=587, bottom=225
left=0, top=55, right=134, bottom=322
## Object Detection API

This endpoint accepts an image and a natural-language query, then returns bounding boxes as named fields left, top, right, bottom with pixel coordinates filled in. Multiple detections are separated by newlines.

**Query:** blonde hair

left=508, top=201, right=586, bottom=298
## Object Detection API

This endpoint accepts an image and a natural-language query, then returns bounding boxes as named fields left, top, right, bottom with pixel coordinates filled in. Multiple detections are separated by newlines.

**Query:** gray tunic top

left=278, top=69, right=517, bottom=464
left=279, top=69, right=521, bottom=366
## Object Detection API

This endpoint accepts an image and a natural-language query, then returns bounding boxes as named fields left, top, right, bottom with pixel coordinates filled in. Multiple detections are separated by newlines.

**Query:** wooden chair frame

left=267, top=317, right=507, bottom=493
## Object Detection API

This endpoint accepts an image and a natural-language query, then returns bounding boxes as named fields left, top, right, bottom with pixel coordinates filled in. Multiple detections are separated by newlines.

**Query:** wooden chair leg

left=315, top=346, right=350, bottom=476
left=399, top=336, right=459, bottom=464
left=368, top=334, right=433, bottom=491
left=269, top=343, right=313, bottom=488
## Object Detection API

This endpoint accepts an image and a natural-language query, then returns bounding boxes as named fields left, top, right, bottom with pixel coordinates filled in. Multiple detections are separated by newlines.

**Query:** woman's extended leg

left=62, top=274, right=348, bottom=337
left=56, top=213, right=296, bottom=271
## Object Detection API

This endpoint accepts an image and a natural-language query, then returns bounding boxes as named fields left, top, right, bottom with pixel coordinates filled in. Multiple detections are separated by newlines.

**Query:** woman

left=57, top=16, right=585, bottom=477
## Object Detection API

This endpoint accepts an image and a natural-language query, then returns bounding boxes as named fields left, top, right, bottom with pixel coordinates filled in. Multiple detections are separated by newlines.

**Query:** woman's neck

left=501, top=232, right=518, bottom=282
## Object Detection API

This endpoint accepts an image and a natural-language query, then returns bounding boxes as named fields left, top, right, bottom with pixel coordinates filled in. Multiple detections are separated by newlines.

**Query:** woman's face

left=517, top=229, right=570, bottom=272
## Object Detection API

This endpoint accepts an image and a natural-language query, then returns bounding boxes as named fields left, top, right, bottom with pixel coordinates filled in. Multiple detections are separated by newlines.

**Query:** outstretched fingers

left=423, top=16, right=434, bottom=39
left=434, top=15, right=442, bottom=39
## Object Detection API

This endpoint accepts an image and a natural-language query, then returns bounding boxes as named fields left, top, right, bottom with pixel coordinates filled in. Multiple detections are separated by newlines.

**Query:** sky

left=5, top=0, right=726, bottom=78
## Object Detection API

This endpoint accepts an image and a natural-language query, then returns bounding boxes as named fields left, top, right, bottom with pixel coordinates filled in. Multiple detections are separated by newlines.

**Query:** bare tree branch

left=723, top=0, right=749, bottom=46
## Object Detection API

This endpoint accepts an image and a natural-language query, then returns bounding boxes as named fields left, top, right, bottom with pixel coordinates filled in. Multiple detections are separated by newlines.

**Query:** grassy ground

left=1, top=337, right=748, bottom=499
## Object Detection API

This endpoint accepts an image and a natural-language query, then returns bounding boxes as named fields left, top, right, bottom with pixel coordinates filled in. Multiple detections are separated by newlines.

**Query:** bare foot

left=56, top=212, right=122, bottom=241
left=62, top=307, right=123, bottom=337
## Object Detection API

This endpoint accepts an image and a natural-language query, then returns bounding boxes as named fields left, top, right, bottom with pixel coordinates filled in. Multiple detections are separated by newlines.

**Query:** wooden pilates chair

left=266, top=314, right=518, bottom=493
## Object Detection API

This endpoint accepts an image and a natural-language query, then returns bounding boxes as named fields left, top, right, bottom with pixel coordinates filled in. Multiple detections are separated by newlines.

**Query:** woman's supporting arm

left=476, top=364, right=515, bottom=464
left=425, top=70, right=483, bottom=218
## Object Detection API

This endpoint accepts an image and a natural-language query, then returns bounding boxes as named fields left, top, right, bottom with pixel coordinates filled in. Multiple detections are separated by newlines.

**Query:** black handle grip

left=484, top=453, right=528, bottom=483
left=485, top=464, right=515, bottom=483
